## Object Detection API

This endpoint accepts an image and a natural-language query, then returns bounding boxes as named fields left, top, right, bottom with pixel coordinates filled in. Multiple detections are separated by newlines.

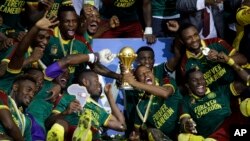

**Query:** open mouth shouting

left=146, top=77, right=153, bottom=85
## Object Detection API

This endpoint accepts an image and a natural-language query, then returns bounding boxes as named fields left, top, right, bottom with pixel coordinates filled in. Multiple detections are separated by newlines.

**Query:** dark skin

left=142, top=0, right=156, bottom=44
left=0, top=108, right=25, bottom=141
left=216, top=52, right=248, bottom=93
left=0, top=79, right=36, bottom=141
left=82, top=72, right=126, bottom=131
left=4, top=12, right=59, bottom=101
left=8, top=12, right=58, bottom=70
left=25, top=0, right=54, bottom=27
left=124, top=66, right=174, bottom=98
left=169, top=25, right=247, bottom=72
left=125, top=66, right=174, bottom=140
left=181, top=67, right=248, bottom=134
left=76, top=5, right=122, bottom=81
left=0, top=14, right=58, bottom=140
left=22, top=30, right=51, bottom=68
left=1, top=12, right=59, bottom=98
left=101, top=0, right=156, bottom=44
left=46, top=71, right=126, bottom=136
left=45, top=70, right=77, bottom=136
left=58, top=10, right=78, bottom=40
left=0, top=0, right=53, bottom=50
left=180, top=71, right=207, bottom=134
left=44, top=53, right=97, bottom=130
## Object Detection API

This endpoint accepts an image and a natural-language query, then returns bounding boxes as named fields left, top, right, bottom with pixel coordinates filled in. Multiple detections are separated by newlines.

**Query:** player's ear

left=13, top=83, right=18, bottom=91
left=82, top=78, right=89, bottom=87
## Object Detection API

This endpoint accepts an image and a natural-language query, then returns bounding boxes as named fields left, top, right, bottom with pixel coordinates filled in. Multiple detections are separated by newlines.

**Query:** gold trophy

left=118, top=46, right=137, bottom=90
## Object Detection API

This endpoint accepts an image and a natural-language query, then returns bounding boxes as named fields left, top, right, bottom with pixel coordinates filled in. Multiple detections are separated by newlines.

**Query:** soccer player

left=178, top=68, right=248, bottom=141
left=46, top=70, right=126, bottom=141
left=175, top=23, right=247, bottom=91
left=124, top=65, right=182, bottom=140
left=0, top=75, right=37, bottom=140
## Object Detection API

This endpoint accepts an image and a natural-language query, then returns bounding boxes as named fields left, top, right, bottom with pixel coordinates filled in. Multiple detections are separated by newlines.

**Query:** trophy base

left=120, top=85, right=134, bottom=90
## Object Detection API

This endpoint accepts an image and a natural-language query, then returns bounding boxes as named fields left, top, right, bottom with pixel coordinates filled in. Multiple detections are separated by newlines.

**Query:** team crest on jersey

left=207, top=92, right=216, bottom=99
left=50, top=45, right=58, bottom=55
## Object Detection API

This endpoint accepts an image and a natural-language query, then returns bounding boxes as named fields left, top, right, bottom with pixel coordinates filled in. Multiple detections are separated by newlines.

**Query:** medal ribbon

left=9, top=97, right=26, bottom=135
left=58, top=31, right=74, bottom=57
left=136, top=94, right=154, bottom=126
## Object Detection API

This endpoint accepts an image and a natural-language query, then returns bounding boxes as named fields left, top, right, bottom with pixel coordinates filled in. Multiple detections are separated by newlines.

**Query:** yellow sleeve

left=236, top=6, right=250, bottom=26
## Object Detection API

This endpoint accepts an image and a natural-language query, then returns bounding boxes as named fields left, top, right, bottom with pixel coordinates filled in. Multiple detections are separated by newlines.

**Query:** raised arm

left=104, top=84, right=126, bottom=131
left=8, top=12, right=58, bottom=70
left=123, top=71, right=174, bottom=99
left=91, top=63, right=122, bottom=81
left=25, top=0, right=54, bottom=26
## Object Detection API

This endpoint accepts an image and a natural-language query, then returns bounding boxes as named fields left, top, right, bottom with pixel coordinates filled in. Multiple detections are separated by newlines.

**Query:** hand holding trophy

left=118, top=46, right=137, bottom=90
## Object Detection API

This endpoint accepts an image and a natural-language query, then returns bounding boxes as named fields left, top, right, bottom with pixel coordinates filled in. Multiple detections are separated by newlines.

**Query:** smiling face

left=134, top=65, right=155, bottom=85
left=136, top=50, right=155, bottom=70
left=59, top=11, right=78, bottom=40
left=54, top=69, right=70, bottom=89
left=31, top=30, right=50, bottom=49
left=15, top=80, right=36, bottom=108
left=187, top=70, right=207, bottom=97
left=181, top=26, right=202, bottom=54
left=83, top=5, right=101, bottom=35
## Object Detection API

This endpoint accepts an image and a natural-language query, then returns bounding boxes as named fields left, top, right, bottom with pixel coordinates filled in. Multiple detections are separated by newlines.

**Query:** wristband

left=227, top=58, right=235, bottom=66
left=88, top=53, right=95, bottom=63
left=144, top=27, right=153, bottom=34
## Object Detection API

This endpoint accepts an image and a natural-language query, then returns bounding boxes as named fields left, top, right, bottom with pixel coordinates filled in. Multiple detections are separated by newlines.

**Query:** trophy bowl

left=117, top=46, right=137, bottom=90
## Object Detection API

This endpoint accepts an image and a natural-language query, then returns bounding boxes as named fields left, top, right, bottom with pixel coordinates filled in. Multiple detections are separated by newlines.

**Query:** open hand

left=35, top=11, right=59, bottom=30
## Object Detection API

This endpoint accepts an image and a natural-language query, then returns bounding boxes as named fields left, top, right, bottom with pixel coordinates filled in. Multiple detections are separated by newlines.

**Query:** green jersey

left=33, top=80, right=56, bottom=100
left=99, top=0, right=138, bottom=22
left=41, top=27, right=90, bottom=74
left=0, top=0, right=27, bottom=30
left=53, top=94, right=110, bottom=127
left=26, top=80, right=57, bottom=130
left=27, top=99, right=53, bottom=131
left=124, top=62, right=172, bottom=133
left=0, top=68, right=22, bottom=94
left=180, top=38, right=236, bottom=91
left=181, top=86, right=232, bottom=137
left=151, top=0, right=178, bottom=17
left=134, top=79, right=182, bottom=135
left=0, top=91, right=32, bottom=141
left=26, top=0, right=66, bottom=18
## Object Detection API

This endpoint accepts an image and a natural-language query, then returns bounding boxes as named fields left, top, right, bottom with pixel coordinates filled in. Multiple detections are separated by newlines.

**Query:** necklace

left=58, top=30, right=75, bottom=57
left=136, top=94, right=154, bottom=130
left=9, top=97, right=26, bottom=135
